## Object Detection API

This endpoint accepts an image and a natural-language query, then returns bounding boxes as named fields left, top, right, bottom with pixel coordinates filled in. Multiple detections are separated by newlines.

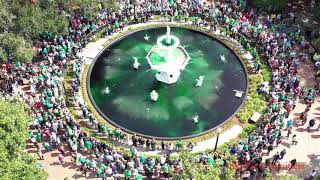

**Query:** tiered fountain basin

left=87, top=25, right=248, bottom=140
left=146, top=28, right=191, bottom=84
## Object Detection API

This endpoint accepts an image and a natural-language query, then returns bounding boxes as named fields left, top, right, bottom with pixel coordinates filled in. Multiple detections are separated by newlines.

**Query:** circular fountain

left=87, top=25, right=248, bottom=139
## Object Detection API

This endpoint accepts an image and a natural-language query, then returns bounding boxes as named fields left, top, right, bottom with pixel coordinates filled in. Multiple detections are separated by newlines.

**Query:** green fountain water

left=89, top=26, right=248, bottom=139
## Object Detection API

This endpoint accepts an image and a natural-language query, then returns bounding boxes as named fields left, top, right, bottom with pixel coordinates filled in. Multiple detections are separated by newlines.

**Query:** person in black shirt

left=132, top=134, right=138, bottom=147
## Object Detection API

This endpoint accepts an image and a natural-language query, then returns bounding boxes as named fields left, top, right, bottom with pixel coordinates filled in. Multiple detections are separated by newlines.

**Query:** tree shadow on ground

left=311, top=134, right=320, bottom=139
left=50, top=152, right=59, bottom=157
left=280, top=141, right=291, bottom=148
left=295, top=127, right=307, bottom=132
left=50, top=162, right=60, bottom=166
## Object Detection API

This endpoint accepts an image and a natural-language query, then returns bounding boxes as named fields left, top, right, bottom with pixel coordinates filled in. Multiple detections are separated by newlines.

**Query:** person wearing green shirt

left=249, top=134, right=254, bottom=143
left=44, top=142, right=51, bottom=151
left=274, top=130, right=279, bottom=139
left=124, top=169, right=132, bottom=179
left=91, top=25, right=97, bottom=32
left=38, top=116, right=44, bottom=124
left=175, top=140, right=184, bottom=150
left=136, top=174, right=143, bottom=180
left=252, top=48, right=258, bottom=58
left=162, top=163, right=169, bottom=178
left=66, top=126, right=73, bottom=136
left=114, top=128, right=121, bottom=140
left=45, top=103, right=53, bottom=109
left=245, top=42, right=251, bottom=51
left=102, top=172, right=106, bottom=179
left=102, top=125, right=108, bottom=133
left=140, top=154, right=146, bottom=164
left=42, top=48, right=49, bottom=56
left=208, top=157, right=217, bottom=167
left=130, top=146, right=137, bottom=156
left=115, top=21, right=120, bottom=29
left=79, top=156, right=86, bottom=164
left=86, top=160, right=92, bottom=168
left=73, top=63, right=78, bottom=72
left=29, top=131, right=34, bottom=139
left=239, top=0, right=246, bottom=9
left=281, top=94, right=286, bottom=101
left=37, top=132, right=43, bottom=142
left=96, top=168, right=101, bottom=178
left=100, top=163, right=106, bottom=171
left=244, top=144, right=249, bottom=151
left=47, top=89, right=53, bottom=97
left=85, top=140, right=92, bottom=150
left=62, top=44, right=67, bottom=51
left=124, top=17, right=129, bottom=25
left=216, top=1, right=220, bottom=8
left=108, top=130, right=114, bottom=138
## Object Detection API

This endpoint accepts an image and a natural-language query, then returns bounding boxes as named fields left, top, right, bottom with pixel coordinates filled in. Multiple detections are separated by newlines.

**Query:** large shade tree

left=0, top=97, right=47, bottom=179
left=13, top=1, right=68, bottom=39
left=59, top=0, right=118, bottom=19
left=248, top=0, right=287, bottom=12
left=0, top=1, right=14, bottom=33
left=0, top=33, right=35, bottom=63
left=0, top=0, right=120, bottom=63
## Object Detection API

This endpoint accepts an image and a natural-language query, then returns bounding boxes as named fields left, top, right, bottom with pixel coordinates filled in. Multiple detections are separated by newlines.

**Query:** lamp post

left=214, top=127, right=222, bottom=152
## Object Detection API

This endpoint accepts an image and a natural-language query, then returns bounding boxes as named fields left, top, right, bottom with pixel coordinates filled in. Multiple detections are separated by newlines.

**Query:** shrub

left=238, top=74, right=267, bottom=123
left=244, top=124, right=257, bottom=133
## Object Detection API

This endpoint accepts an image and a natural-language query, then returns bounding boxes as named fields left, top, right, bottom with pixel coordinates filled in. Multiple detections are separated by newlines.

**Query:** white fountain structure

left=193, top=114, right=199, bottom=124
left=146, top=26, right=191, bottom=84
left=133, top=57, right=141, bottom=70
left=104, top=87, right=110, bottom=95
left=195, top=75, right=205, bottom=87
left=150, top=90, right=159, bottom=101
left=220, top=54, right=226, bottom=63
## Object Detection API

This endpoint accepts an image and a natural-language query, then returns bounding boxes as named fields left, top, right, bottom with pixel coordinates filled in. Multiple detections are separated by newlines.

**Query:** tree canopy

left=13, top=1, right=68, bottom=39
left=0, top=0, right=119, bottom=63
left=249, top=0, right=287, bottom=12
left=0, top=97, right=47, bottom=180
left=59, top=0, right=118, bottom=19
left=0, top=33, right=35, bottom=63
left=0, top=1, right=13, bottom=33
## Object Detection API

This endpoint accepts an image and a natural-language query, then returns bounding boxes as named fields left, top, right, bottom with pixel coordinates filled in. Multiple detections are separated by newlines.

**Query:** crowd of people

left=0, top=0, right=319, bottom=179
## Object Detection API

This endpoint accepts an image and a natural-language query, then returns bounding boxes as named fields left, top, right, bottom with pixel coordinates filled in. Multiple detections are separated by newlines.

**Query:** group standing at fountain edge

left=0, top=0, right=319, bottom=179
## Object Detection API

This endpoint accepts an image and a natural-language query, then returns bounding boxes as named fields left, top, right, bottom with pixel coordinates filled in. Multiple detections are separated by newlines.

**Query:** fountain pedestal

left=155, top=70, right=180, bottom=84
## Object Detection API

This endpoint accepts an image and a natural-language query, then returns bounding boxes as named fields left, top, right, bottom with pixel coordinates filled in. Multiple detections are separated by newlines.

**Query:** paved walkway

left=264, top=60, right=320, bottom=178
left=82, top=37, right=107, bottom=65
left=80, top=21, right=173, bottom=65
left=192, top=125, right=243, bottom=153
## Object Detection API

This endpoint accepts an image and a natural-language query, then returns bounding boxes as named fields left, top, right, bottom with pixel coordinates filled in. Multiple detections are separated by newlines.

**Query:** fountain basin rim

left=156, top=34, right=180, bottom=49
left=85, top=24, right=249, bottom=140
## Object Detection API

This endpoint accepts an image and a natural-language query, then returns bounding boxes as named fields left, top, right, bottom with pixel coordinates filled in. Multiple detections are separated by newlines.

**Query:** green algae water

left=88, top=26, right=248, bottom=139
